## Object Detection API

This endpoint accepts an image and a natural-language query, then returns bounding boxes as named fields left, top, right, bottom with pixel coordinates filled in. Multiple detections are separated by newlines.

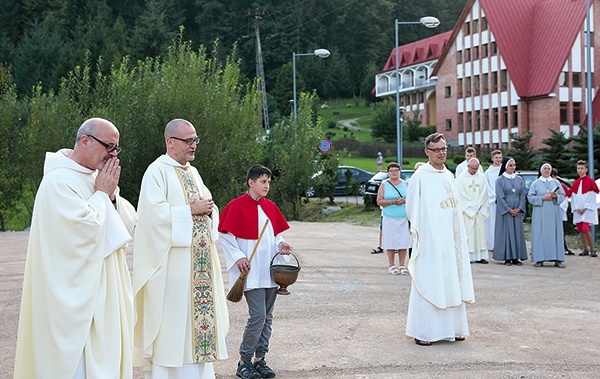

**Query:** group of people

left=436, top=146, right=597, bottom=268
left=14, top=117, right=292, bottom=379
left=373, top=134, right=599, bottom=347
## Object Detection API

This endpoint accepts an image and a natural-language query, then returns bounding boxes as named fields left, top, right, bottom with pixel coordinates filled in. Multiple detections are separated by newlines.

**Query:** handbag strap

left=386, top=179, right=403, bottom=197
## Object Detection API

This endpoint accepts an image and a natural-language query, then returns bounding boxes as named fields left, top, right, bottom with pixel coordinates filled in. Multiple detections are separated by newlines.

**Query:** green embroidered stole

left=175, top=166, right=218, bottom=363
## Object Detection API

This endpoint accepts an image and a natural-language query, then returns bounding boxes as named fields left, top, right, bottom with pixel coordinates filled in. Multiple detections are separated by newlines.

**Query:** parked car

left=305, top=166, right=374, bottom=197
left=364, top=169, right=416, bottom=205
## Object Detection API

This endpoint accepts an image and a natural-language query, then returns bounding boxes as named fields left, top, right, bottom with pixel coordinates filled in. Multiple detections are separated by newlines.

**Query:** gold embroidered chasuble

left=175, top=166, right=219, bottom=363
left=405, top=163, right=475, bottom=310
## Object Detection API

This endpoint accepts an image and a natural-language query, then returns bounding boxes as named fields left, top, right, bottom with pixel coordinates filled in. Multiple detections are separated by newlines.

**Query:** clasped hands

left=191, top=197, right=214, bottom=215
left=541, top=192, right=558, bottom=201
left=508, top=208, right=521, bottom=217
left=95, top=157, right=120, bottom=201
left=391, top=197, right=405, bottom=205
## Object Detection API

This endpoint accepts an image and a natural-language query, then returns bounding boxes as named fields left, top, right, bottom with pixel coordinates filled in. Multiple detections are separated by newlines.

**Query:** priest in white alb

left=406, top=133, right=475, bottom=346
left=14, top=118, right=137, bottom=378
left=484, top=150, right=503, bottom=252
left=457, top=158, right=490, bottom=263
left=133, top=119, right=229, bottom=379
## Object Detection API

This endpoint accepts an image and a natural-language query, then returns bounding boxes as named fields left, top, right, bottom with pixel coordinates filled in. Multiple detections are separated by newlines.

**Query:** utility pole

left=248, top=9, right=270, bottom=133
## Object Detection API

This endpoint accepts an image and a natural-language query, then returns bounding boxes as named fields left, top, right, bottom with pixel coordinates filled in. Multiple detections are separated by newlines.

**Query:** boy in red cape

left=571, top=160, right=599, bottom=257
left=218, top=164, right=292, bottom=379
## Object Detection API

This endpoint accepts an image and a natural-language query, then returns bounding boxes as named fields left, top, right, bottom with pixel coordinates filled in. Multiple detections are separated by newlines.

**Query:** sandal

left=371, top=247, right=384, bottom=254
left=455, top=336, right=465, bottom=341
left=398, top=266, right=409, bottom=275
left=533, top=262, right=543, bottom=267
left=415, top=338, right=432, bottom=346
left=388, top=266, right=400, bottom=275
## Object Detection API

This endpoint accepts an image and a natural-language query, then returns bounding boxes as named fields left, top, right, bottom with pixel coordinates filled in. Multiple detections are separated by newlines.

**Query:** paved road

left=1, top=223, right=599, bottom=378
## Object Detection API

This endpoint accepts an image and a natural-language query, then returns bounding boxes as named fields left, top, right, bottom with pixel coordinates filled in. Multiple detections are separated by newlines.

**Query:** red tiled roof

left=379, top=31, right=452, bottom=73
left=481, top=0, right=588, bottom=98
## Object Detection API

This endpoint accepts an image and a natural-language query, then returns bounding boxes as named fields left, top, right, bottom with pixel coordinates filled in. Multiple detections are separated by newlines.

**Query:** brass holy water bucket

left=270, top=252, right=301, bottom=295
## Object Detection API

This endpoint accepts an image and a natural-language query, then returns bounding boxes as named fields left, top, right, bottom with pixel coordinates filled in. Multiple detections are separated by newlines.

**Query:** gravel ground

left=1, top=222, right=599, bottom=378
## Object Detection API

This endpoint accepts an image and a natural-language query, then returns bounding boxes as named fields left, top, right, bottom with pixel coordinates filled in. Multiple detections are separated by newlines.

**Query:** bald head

left=164, top=119, right=193, bottom=141
left=466, top=158, right=480, bottom=175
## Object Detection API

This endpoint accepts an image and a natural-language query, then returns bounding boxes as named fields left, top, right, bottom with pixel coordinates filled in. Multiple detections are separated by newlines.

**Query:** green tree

left=128, top=0, right=177, bottom=61
left=538, top=129, right=573, bottom=178
left=506, top=131, right=535, bottom=170
left=371, top=98, right=396, bottom=143
left=264, top=92, right=325, bottom=218
left=13, top=15, right=74, bottom=94
left=569, top=125, right=600, bottom=177
left=404, top=109, right=422, bottom=142
left=0, top=66, right=24, bottom=230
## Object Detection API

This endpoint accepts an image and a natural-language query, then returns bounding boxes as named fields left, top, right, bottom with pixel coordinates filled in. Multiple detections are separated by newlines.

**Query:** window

left=458, top=79, right=463, bottom=98
left=445, top=86, right=452, bottom=98
left=466, top=112, right=472, bottom=132
left=474, top=75, right=480, bottom=95
left=466, top=77, right=472, bottom=97
left=418, top=92, right=424, bottom=103
left=446, top=119, right=452, bottom=130
left=481, top=44, right=488, bottom=57
left=512, top=106, right=518, bottom=126
left=465, top=48, right=471, bottom=62
left=473, top=46, right=479, bottom=60
left=457, top=50, right=463, bottom=64
left=483, top=109, right=489, bottom=130
left=475, top=110, right=481, bottom=130
left=573, top=102, right=582, bottom=124
left=493, top=108, right=499, bottom=128
left=499, top=71, right=507, bottom=91
left=482, top=73, right=489, bottom=94
left=412, top=93, right=417, bottom=105
left=481, top=18, right=488, bottom=31
left=464, top=22, right=471, bottom=35
left=473, top=20, right=479, bottom=33
left=405, top=94, right=411, bottom=106
left=502, top=106, right=509, bottom=127
left=560, top=103, right=569, bottom=125
left=459, top=113, right=464, bottom=132
left=491, top=72, right=498, bottom=92
left=572, top=72, right=581, bottom=87
left=491, top=41, right=498, bottom=55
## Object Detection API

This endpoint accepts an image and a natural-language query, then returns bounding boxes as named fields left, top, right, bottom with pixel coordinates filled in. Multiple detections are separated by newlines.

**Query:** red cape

left=218, top=193, right=290, bottom=239
left=571, top=175, right=599, bottom=194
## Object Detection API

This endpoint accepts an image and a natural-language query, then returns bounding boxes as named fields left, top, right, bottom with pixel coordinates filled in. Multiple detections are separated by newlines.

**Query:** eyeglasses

left=87, top=135, right=122, bottom=154
left=388, top=168, right=400, bottom=172
left=169, top=136, right=200, bottom=146
left=426, top=147, right=448, bottom=153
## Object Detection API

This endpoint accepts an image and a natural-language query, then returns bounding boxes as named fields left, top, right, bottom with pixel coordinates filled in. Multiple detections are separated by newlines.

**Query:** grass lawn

left=318, top=100, right=375, bottom=142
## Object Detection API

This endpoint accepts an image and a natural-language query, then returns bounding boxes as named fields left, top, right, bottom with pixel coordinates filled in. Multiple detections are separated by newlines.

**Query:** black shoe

left=476, top=259, right=489, bottom=264
left=512, top=260, right=523, bottom=266
left=591, top=251, right=598, bottom=257
left=237, top=361, right=261, bottom=379
left=565, top=249, right=575, bottom=256
left=254, top=359, right=276, bottom=378
left=579, top=250, right=590, bottom=256
left=504, top=260, right=512, bottom=266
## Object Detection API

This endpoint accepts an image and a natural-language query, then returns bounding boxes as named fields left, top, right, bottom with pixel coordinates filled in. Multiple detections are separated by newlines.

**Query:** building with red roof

left=377, top=0, right=599, bottom=152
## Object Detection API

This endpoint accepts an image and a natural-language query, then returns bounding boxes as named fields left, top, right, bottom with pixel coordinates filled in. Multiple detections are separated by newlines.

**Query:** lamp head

left=314, top=49, right=331, bottom=58
left=420, top=17, right=440, bottom=28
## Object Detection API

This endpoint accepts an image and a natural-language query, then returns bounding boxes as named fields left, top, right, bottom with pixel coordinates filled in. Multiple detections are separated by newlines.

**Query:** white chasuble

left=405, top=163, right=474, bottom=341
left=14, top=149, right=137, bottom=379
left=133, top=155, right=228, bottom=376
left=456, top=171, right=490, bottom=261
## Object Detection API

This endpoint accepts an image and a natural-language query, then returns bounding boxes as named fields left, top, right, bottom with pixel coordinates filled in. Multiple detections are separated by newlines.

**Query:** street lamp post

left=395, top=17, right=440, bottom=164
left=585, top=0, right=596, bottom=240
left=293, top=49, right=330, bottom=119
